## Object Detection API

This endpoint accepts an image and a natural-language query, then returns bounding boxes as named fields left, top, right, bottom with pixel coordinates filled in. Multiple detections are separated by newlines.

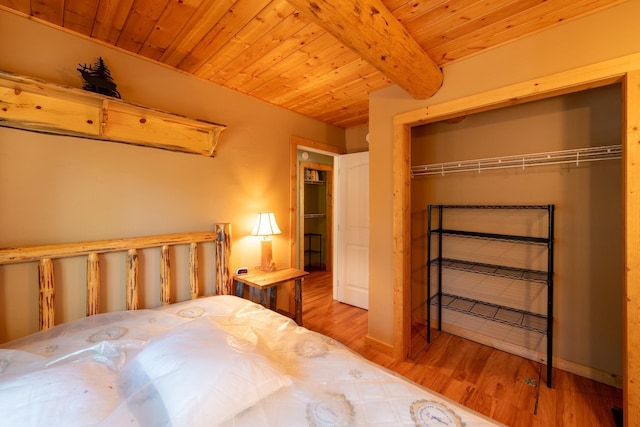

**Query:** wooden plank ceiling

left=0, top=0, right=627, bottom=128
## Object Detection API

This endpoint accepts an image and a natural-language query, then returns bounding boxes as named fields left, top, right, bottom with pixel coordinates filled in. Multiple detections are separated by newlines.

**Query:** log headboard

left=0, top=225, right=231, bottom=334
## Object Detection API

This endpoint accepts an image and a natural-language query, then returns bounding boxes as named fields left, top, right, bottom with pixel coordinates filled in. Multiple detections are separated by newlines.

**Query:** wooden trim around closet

left=623, top=68, right=640, bottom=427
left=392, top=52, right=640, bottom=425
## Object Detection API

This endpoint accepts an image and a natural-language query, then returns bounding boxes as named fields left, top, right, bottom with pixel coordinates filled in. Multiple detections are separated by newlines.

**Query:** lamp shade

left=250, top=212, right=282, bottom=236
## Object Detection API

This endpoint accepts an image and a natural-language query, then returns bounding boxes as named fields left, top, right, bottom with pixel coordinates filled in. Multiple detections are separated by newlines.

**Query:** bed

left=0, top=230, right=502, bottom=426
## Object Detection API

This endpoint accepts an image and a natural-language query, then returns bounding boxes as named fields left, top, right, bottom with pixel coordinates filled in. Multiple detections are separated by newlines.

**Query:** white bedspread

left=0, top=295, right=502, bottom=426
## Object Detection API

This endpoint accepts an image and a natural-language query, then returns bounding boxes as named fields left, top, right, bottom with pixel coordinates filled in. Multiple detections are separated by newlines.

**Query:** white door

left=335, top=151, right=369, bottom=309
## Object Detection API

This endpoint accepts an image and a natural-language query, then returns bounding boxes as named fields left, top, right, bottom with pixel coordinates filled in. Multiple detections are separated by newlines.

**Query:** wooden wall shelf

left=0, top=70, right=226, bottom=156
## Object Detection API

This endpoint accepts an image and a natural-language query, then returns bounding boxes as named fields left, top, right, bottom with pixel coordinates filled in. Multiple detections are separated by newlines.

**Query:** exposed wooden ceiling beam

left=285, top=0, right=443, bottom=99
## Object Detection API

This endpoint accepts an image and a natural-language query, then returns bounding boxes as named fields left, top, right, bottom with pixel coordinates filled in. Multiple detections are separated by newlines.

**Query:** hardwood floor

left=301, top=271, right=622, bottom=427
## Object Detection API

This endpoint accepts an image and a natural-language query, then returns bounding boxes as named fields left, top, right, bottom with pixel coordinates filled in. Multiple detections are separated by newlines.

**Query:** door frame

left=289, top=135, right=345, bottom=267
left=391, top=53, right=640, bottom=424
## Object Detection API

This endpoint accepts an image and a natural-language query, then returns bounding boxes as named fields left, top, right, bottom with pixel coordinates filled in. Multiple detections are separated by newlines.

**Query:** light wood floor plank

left=302, top=271, right=622, bottom=426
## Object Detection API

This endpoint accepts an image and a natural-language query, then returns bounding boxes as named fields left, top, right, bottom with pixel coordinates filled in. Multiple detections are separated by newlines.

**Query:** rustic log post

left=126, top=249, right=138, bottom=310
left=86, top=252, right=100, bottom=316
left=215, top=223, right=232, bottom=295
left=160, top=245, right=171, bottom=305
left=38, top=258, right=55, bottom=330
left=189, top=242, right=198, bottom=299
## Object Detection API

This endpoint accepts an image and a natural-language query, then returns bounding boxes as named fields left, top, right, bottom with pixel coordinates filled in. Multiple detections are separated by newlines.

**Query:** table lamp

left=251, top=212, right=281, bottom=271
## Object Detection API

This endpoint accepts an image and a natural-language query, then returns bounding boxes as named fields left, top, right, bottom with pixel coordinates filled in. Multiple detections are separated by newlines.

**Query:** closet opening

left=409, top=84, right=623, bottom=389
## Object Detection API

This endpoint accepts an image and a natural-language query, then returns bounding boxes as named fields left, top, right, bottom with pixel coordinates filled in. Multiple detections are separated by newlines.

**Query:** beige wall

left=0, top=9, right=345, bottom=342
left=368, top=0, right=640, bottom=353
left=345, top=124, right=369, bottom=153
left=411, top=85, right=622, bottom=380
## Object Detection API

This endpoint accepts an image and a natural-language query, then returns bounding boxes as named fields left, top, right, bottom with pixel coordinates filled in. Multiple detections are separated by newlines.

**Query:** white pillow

left=117, top=316, right=291, bottom=427
left=0, top=355, right=120, bottom=426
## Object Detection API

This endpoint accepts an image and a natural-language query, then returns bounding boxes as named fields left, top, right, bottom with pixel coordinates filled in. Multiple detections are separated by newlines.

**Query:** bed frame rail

left=0, top=227, right=232, bottom=331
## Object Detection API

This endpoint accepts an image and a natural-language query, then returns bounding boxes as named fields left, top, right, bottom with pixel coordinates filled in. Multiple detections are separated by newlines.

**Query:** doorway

left=299, top=161, right=333, bottom=273
left=290, top=137, right=370, bottom=312
left=288, top=136, right=344, bottom=311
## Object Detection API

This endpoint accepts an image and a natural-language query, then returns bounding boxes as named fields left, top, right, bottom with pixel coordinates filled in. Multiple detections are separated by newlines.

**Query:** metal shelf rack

left=430, top=293, right=547, bottom=334
left=304, top=232, right=323, bottom=270
left=427, top=204, right=555, bottom=387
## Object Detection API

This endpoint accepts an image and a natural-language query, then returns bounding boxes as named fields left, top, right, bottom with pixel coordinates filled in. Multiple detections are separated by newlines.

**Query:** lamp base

left=256, top=264, right=276, bottom=272
left=257, top=239, right=276, bottom=272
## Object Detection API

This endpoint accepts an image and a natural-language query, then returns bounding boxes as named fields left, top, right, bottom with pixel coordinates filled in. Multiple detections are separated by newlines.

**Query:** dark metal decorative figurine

left=77, top=57, right=121, bottom=99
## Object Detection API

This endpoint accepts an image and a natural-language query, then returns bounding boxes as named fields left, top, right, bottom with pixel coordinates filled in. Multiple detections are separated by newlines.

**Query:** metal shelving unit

left=431, top=293, right=547, bottom=334
left=427, top=204, right=555, bottom=387
left=433, top=258, right=548, bottom=283
left=304, top=232, right=323, bottom=270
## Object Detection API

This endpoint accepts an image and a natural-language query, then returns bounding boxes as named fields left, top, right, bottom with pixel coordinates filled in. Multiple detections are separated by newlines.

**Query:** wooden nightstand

left=233, top=268, right=309, bottom=325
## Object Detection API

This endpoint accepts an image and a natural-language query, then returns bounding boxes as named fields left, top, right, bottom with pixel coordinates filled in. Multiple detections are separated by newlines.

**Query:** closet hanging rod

left=411, top=144, right=622, bottom=177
